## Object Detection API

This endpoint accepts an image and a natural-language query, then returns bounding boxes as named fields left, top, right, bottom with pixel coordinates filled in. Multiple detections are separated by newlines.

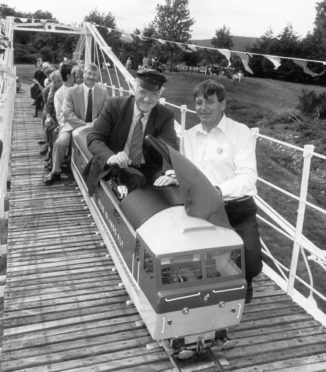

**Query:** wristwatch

left=165, top=170, right=176, bottom=178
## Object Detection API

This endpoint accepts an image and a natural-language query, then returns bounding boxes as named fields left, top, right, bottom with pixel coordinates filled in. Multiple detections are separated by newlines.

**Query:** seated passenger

left=85, top=69, right=179, bottom=195
left=43, top=63, right=108, bottom=185
left=181, top=79, right=262, bottom=304
left=43, top=70, right=63, bottom=171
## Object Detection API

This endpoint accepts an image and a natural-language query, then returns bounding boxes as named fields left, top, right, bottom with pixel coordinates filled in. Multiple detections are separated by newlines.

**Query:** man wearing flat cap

left=85, top=69, right=179, bottom=195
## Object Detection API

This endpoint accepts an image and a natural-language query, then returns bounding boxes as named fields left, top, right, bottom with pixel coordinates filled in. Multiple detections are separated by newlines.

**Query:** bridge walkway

left=0, top=86, right=326, bottom=371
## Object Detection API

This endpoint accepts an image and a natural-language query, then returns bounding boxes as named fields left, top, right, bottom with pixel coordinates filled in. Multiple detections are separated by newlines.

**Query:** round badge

left=216, top=147, right=223, bottom=154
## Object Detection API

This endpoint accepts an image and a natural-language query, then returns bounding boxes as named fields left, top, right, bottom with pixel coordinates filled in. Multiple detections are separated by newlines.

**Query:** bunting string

left=94, top=23, right=326, bottom=77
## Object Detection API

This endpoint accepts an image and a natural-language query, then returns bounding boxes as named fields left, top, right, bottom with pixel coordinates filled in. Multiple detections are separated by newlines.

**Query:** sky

left=6, top=0, right=318, bottom=39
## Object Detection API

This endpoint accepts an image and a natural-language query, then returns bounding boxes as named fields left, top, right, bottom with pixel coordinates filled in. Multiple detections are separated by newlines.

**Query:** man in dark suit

left=85, top=69, right=179, bottom=195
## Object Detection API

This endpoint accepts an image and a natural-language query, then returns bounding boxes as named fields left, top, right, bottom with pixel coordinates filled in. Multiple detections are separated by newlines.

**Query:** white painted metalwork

left=0, top=17, right=15, bottom=221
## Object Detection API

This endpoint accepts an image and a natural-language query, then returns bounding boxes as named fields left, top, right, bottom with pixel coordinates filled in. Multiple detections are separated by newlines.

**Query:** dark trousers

left=224, top=196, right=262, bottom=284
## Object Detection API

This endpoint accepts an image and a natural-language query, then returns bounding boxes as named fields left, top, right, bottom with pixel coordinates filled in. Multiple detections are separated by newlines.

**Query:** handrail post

left=287, top=144, right=314, bottom=297
left=180, top=104, right=187, bottom=150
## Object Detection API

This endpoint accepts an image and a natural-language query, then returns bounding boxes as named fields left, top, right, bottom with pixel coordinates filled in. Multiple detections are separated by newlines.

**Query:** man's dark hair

left=193, top=79, right=226, bottom=102
left=60, top=62, right=75, bottom=82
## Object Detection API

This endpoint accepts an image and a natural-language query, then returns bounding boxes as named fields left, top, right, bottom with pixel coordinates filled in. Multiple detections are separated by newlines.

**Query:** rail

left=0, top=17, right=15, bottom=224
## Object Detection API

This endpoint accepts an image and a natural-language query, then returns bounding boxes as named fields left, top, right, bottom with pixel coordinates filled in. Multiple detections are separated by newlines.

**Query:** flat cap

left=136, top=68, right=167, bottom=91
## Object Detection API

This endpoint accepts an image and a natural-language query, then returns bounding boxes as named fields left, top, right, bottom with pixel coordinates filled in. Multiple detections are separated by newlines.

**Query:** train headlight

left=182, top=307, right=189, bottom=314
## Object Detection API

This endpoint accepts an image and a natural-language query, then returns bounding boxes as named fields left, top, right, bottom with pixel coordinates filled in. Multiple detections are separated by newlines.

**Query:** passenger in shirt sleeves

left=182, top=79, right=262, bottom=304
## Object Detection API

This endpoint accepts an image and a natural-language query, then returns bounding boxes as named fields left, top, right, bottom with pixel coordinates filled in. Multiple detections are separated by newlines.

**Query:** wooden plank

left=233, top=353, right=326, bottom=371
left=3, top=307, right=139, bottom=336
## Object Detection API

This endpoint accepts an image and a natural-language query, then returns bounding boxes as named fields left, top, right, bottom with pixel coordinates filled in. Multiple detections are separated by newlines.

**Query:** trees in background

left=210, top=26, right=233, bottom=68
left=152, top=0, right=195, bottom=71
left=84, top=9, right=121, bottom=58
left=4, top=0, right=326, bottom=85
left=1, top=4, right=78, bottom=63
left=212, top=26, right=233, bottom=49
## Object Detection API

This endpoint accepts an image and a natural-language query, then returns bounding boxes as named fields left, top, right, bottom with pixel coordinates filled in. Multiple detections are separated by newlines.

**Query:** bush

left=297, top=89, right=326, bottom=119
left=318, top=92, right=326, bottom=118
left=298, top=89, right=320, bottom=116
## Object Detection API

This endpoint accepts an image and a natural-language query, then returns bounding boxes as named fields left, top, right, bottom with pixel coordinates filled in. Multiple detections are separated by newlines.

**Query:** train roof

left=137, top=205, right=243, bottom=256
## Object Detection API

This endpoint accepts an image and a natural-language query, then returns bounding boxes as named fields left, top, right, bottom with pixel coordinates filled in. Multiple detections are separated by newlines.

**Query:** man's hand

left=107, top=151, right=130, bottom=168
left=153, top=174, right=178, bottom=187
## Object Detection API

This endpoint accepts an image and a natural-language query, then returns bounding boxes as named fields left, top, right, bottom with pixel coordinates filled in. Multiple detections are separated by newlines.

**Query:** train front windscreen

left=160, top=247, right=242, bottom=285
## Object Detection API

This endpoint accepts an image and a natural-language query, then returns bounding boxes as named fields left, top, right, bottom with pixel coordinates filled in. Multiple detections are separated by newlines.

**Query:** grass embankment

left=15, top=64, right=326, bottom=307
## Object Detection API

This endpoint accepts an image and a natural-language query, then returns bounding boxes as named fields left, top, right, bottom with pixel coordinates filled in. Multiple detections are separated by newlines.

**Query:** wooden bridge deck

left=1, top=87, right=326, bottom=372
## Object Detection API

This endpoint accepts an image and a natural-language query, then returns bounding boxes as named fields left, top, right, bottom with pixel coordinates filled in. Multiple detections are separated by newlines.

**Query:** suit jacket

left=85, top=95, right=179, bottom=195
left=61, top=84, right=109, bottom=133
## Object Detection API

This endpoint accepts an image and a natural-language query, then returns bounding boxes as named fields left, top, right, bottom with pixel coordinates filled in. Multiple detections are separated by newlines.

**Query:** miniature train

left=71, top=126, right=247, bottom=358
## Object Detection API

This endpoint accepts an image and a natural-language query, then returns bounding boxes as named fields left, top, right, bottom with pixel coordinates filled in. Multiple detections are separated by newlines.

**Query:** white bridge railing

left=2, top=18, right=326, bottom=325
left=0, top=17, right=15, bottom=226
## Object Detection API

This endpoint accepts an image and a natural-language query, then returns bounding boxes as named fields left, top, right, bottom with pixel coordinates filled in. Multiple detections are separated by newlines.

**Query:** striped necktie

left=129, top=113, right=144, bottom=167
left=85, top=88, right=92, bottom=123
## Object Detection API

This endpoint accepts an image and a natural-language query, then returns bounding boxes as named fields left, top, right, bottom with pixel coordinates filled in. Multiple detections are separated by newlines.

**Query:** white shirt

left=54, top=85, right=70, bottom=127
left=83, top=83, right=94, bottom=120
left=182, top=114, right=257, bottom=200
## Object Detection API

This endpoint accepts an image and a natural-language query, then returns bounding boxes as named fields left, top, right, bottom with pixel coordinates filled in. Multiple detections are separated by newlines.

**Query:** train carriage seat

left=120, top=185, right=183, bottom=229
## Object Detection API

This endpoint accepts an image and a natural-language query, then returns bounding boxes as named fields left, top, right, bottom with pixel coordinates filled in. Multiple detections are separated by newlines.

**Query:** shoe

left=221, top=336, right=237, bottom=350
left=245, top=283, right=253, bottom=304
left=43, top=172, right=61, bottom=185
left=216, top=329, right=236, bottom=350
left=33, top=113, right=38, bottom=118
left=38, top=139, right=46, bottom=145
left=39, top=145, right=48, bottom=156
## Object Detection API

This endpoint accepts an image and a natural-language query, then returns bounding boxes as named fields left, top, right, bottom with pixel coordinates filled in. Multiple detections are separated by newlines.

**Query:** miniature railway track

left=1, top=85, right=326, bottom=371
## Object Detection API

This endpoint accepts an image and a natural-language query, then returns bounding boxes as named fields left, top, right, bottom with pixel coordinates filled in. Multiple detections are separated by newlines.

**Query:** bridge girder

left=13, top=21, right=82, bottom=35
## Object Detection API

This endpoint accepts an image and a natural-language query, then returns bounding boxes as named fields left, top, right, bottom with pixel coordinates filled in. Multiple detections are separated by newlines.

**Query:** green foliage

left=84, top=9, right=121, bottom=58
left=298, top=89, right=323, bottom=117
left=183, top=51, right=201, bottom=67
left=0, top=4, right=16, bottom=17
left=12, top=43, right=38, bottom=63
left=211, top=25, right=233, bottom=49
left=153, top=0, right=195, bottom=42
left=153, top=0, right=195, bottom=71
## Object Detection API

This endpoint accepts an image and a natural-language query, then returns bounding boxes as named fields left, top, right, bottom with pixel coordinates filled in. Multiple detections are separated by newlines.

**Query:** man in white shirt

left=182, top=79, right=262, bottom=304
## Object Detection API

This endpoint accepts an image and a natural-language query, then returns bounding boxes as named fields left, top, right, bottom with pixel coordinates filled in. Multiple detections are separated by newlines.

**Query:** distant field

left=192, top=35, right=258, bottom=52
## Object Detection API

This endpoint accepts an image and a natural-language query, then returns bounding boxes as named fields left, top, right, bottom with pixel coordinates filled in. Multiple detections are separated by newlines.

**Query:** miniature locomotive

left=71, top=126, right=246, bottom=357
